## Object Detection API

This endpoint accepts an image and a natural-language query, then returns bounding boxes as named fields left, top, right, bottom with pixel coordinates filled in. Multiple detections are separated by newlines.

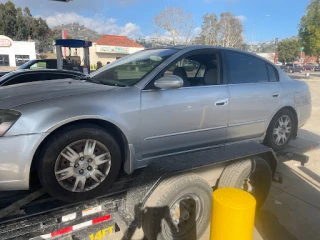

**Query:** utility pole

left=274, top=38, right=278, bottom=64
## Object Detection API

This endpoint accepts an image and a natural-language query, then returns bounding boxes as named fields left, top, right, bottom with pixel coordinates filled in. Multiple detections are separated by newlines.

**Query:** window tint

left=91, top=49, right=178, bottom=86
left=46, top=60, right=57, bottom=69
left=267, top=64, right=278, bottom=82
left=4, top=73, right=44, bottom=86
left=164, top=59, right=201, bottom=79
left=226, top=51, right=269, bottom=84
left=152, top=52, right=221, bottom=88
left=196, top=65, right=206, bottom=78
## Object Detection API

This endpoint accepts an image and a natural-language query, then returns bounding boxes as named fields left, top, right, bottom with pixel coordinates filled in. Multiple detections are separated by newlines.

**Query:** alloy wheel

left=54, top=139, right=111, bottom=192
left=272, top=115, right=292, bottom=146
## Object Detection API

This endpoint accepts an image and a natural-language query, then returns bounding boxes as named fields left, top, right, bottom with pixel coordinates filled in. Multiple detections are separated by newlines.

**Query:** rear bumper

left=0, top=133, right=47, bottom=190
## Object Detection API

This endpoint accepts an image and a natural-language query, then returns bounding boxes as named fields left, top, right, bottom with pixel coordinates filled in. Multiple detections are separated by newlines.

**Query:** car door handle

left=214, top=98, right=228, bottom=106
left=272, top=92, right=279, bottom=98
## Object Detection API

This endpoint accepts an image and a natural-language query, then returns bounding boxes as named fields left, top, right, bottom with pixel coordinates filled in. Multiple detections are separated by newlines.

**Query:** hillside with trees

left=52, top=23, right=101, bottom=41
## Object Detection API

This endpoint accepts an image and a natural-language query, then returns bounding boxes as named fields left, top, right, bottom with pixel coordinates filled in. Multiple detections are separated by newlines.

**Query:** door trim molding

left=144, top=125, right=227, bottom=141
left=228, top=119, right=266, bottom=127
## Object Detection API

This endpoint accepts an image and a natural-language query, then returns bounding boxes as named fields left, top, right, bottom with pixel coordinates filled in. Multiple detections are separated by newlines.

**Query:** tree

left=154, top=6, right=195, bottom=45
left=219, top=12, right=244, bottom=48
left=299, top=0, right=320, bottom=61
left=277, top=38, right=301, bottom=63
left=0, top=1, right=18, bottom=39
left=199, top=13, right=219, bottom=45
left=0, top=1, right=52, bottom=53
left=197, top=12, right=244, bottom=48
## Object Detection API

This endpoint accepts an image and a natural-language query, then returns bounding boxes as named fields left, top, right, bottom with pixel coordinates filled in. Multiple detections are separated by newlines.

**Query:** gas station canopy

left=55, top=39, right=92, bottom=48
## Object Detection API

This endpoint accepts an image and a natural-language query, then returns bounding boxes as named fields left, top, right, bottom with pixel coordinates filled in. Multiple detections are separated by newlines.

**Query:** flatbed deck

left=0, top=139, right=316, bottom=240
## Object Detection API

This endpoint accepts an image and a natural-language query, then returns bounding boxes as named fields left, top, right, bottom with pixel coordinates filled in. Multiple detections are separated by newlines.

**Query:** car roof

left=146, top=45, right=275, bottom=63
left=33, top=58, right=57, bottom=61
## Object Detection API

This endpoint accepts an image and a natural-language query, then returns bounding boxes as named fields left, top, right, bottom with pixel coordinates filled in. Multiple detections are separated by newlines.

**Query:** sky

left=0, top=0, right=310, bottom=42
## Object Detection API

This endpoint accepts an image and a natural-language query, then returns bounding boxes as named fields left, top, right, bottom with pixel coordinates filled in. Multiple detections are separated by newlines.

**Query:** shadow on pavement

left=122, top=201, right=197, bottom=240
left=298, top=129, right=320, bottom=143
left=297, top=166, right=320, bottom=186
left=255, top=136, right=320, bottom=240
left=255, top=210, right=298, bottom=240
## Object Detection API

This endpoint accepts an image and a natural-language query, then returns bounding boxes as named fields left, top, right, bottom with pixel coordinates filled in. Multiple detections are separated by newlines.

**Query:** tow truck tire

left=37, top=123, right=121, bottom=202
left=218, top=157, right=272, bottom=209
left=142, top=173, right=212, bottom=240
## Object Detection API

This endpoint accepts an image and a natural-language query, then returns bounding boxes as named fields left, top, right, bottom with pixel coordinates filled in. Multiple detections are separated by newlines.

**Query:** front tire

left=38, top=124, right=121, bottom=202
left=264, top=109, right=295, bottom=151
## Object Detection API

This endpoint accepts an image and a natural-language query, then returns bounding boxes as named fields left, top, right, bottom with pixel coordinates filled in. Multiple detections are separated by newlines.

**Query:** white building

left=0, top=35, right=36, bottom=67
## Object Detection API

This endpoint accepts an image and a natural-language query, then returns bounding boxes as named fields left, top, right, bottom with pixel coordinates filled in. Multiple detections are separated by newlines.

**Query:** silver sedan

left=0, top=46, right=311, bottom=201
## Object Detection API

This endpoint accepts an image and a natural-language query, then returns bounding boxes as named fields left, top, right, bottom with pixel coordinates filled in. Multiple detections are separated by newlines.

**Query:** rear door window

left=225, top=51, right=269, bottom=84
left=267, top=64, right=278, bottom=82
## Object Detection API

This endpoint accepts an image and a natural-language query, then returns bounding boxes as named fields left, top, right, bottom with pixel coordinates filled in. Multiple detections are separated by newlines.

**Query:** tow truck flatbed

left=0, top=139, right=316, bottom=240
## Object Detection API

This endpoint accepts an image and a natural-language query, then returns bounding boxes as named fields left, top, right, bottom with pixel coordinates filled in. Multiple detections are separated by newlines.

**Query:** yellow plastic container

left=210, top=188, right=256, bottom=240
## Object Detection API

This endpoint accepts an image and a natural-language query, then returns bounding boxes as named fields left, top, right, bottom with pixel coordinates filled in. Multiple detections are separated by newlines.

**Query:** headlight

left=0, top=110, right=21, bottom=136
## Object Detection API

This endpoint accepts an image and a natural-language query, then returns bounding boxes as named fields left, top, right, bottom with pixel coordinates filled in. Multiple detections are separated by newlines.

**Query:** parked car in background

left=0, top=69, right=85, bottom=86
left=306, top=62, right=318, bottom=67
left=315, top=65, right=320, bottom=71
left=0, top=59, right=60, bottom=77
left=304, top=64, right=318, bottom=71
left=0, top=46, right=311, bottom=202
left=304, top=64, right=315, bottom=71
left=285, top=63, right=304, bottom=73
left=280, top=64, right=286, bottom=71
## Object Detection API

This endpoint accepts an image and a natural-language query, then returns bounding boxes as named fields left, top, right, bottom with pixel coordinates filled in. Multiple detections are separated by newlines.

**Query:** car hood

left=0, top=79, right=116, bottom=109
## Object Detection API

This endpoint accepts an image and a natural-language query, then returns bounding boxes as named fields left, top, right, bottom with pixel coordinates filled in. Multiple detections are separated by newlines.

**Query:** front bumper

left=0, top=133, right=47, bottom=190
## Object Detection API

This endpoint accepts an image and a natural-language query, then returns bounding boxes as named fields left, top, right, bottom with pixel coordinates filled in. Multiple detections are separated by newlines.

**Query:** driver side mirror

left=154, top=75, right=184, bottom=89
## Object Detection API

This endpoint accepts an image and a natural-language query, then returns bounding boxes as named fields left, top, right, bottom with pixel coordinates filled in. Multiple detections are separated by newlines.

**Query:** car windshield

left=90, top=49, right=179, bottom=86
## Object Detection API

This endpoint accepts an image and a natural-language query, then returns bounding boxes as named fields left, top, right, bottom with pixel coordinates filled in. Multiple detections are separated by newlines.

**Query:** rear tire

left=142, top=174, right=212, bottom=240
left=38, top=123, right=121, bottom=202
left=218, top=158, right=272, bottom=210
left=264, top=108, right=295, bottom=151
